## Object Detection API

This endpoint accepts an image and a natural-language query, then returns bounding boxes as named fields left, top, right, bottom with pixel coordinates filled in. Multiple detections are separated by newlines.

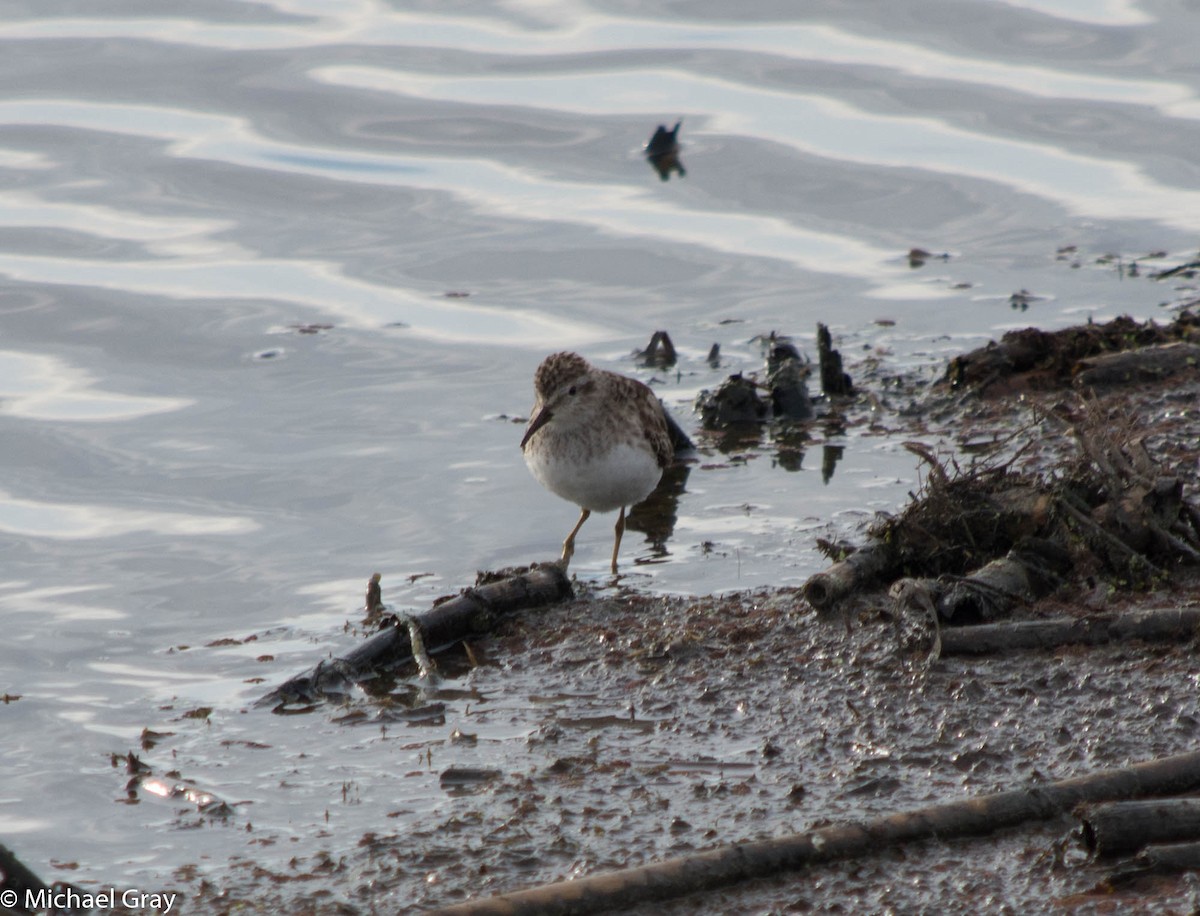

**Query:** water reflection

left=626, top=460, right=691, bottom=559
left=770, top=425, right=810, bottom=473
left=821, top=443, right=845, bottom=484
left=0, top=584, right=125, bottom=622
left=0, top=490, right=255, bottom=539
left=0, top=350, right=190, bottom=421
left=316, top=64, right=1200, bottom=230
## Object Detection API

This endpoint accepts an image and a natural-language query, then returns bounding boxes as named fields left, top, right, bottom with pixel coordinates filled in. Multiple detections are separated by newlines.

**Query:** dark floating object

left=1153, top=256, right=1200, bottom=280
left=645, top=120, right=686, bottom=181
left=289, top=323, right=333, bottom=335
left=706, top=343, right=721, bottom=368
left=907, top=248, right=950, bottom=268
left=635, top=329, right=677, bottom=368
left=1009, top=289, right=1043, bottom=311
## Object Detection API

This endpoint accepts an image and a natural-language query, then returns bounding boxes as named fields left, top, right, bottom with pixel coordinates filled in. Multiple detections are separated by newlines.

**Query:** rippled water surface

left=3, top=0, right=1200, bottom=907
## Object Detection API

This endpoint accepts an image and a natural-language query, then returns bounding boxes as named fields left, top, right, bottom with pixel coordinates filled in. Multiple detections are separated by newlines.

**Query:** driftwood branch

left=431, top=749, right=1200, bottom=916
left=258, top=565, right=572, bottom=708
left=1074, top=342, right=1200, bottom=388
left=803, top=542, right=896, bottom=612
left=939, top=606, right=1200, bottom=656
left=1082, top=799, right=1200, bottom=856
left=1128, top=840, right=1200, bottom=874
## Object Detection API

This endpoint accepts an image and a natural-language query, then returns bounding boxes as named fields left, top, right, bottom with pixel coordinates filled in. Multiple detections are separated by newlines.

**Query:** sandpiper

left=520, top=351, right=672, bottom=574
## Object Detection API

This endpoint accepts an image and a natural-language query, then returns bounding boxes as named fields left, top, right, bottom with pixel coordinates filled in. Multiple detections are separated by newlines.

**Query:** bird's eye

left=568, top=385, right=577, bottom=395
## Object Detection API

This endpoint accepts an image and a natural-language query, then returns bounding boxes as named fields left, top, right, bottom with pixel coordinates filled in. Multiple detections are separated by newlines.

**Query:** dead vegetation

left=806, top=311, right=1200, bottom=638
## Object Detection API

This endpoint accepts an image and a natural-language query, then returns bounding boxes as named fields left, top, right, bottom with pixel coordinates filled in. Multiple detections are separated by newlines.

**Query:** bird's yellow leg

left=610, top=506, right=627, bottom=575
left=561, top=508, right=591, bottom=568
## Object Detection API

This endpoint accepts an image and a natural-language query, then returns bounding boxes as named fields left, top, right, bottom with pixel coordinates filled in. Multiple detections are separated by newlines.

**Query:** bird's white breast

left=525, top=440, right=662, bottom=513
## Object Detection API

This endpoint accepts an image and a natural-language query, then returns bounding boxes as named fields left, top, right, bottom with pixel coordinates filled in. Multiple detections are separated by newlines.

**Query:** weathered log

left=816, top=323, right=853, bottom=396
left=802, top=541, right=896, bottom=613
left=430, top=749, right=1200, bottom=916
left=258, top=565, right=573, bottom=708
left=943, top=312, right=1199, bottom=393
left=1103, top=838, right=1200, bottom=887
left=1133, top=840, right=1200, bottom=872
left=1082, top=799, right=1200, bottom=856
left=939, top=606, right=1200, bottom=656
left=938, top=537, right=1071, bottom=623
left=1074, top=342, right=1200, bottom=388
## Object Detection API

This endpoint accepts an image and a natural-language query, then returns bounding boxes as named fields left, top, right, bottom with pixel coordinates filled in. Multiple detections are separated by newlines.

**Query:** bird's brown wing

left=643, top=395, right=674, bottom=470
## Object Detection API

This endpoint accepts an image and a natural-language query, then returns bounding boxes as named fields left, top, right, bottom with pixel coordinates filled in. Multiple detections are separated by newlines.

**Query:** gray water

left=2, top=0, right=1200, bottom=908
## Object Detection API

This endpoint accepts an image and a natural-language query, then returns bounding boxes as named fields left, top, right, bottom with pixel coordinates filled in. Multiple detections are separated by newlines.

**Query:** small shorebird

left=520, top=351, right=672, bottom=573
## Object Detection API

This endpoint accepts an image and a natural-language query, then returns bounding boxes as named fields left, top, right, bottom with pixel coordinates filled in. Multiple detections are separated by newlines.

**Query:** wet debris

left=939, top=606, right=1200, bottom=656
left=767, top=353, right=813, bottom=421
left=1152, top=255, right=1200, bottom=281
left=365, top=572, right=384, bottom=614
left=644, top=120, right=686, bottom=181
left=114, top=751, right=234, bottom=818
left=447, top=750, right=1200, bottom=916
left=1008, top=289, right=1044, bottom=311
left=907, top=248, right=950, bottom=269
left=258, top=567, right=573, bottom=709
left=696, top=372, right=768, bottom=428
left=817, top=322, right=853, bottom=397
left=695, top=330, right=823, bottom=430
left=1074, top=341, right=1200, bottom=388
left=806, top=312, right=1200, bottom=657
left=944, top=310, right=1200, bottom=396
left=635, top=329, right=677, bottom=368
left=1081, top=799, right=1200, bottom=859
left=439, top=766, right=501, bottom=795
left=288, top=322, right=334, bottom=334
left=139, top=728, right=174, bottom=751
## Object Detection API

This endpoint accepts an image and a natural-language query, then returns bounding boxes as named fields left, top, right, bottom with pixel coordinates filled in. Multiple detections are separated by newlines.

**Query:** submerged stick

left=258, top=564, right=572, bottom=708
left=432, top=749, right=1200, bottom=916
left=939, top=606, right=1200, bottom=656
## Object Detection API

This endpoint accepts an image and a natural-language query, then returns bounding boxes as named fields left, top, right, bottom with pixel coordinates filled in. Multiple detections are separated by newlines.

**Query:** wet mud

left=86, top=311, right=1200, bottom=914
